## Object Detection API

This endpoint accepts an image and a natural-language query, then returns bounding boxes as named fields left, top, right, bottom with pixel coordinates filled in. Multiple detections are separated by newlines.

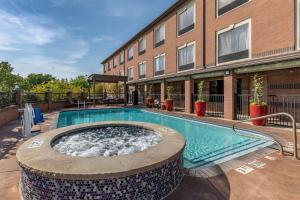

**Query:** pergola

left=88, top=74, right=128, bottom=106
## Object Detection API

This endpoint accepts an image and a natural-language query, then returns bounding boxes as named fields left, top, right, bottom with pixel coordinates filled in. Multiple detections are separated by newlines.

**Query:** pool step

left=186, top=140, right=269, bottom=168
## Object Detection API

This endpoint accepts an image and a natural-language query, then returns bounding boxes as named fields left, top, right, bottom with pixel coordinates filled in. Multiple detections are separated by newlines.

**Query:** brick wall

left=0, top=106, right=19, bottom=128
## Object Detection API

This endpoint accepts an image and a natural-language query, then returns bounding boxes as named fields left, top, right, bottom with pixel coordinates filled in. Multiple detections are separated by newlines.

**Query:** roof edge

left=100, top=0, right=188, bottom=64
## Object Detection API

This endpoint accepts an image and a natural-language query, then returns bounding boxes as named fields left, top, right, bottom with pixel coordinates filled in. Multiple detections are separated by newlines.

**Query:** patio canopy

left=88, top=74, right=127, bottom=83
left=88, top=74, right=128, bottom=106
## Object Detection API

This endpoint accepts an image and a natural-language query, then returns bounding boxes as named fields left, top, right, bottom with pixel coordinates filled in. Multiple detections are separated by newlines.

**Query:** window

left=154, top=24, right=165, bottom=48
left=107, top=62, right=111, bottom=71
left=113, top=56, right=118, bottom=67
left=217, top=0, right=249, bottom=16
left=120, top=51, right=124, bottom=64
left=138, top=62, right=146, bottom=79
left=154, top=54, right=165, bottom=76
left=178, top=2, right=195, bottom=36
left=177, top=42, right=195, bottom=71
left=119, top=70, right=124, bottom=76
left=128, top=46, right=134, bottom=61
left=128, top=67, right=134, bottom=81
left=217, top=20, right=250, bottom=64
left=210, top=80, right=224, bottom=94
left=138, top=37, right=146, bottom=55
left=103, top=64, right=107, bottom=73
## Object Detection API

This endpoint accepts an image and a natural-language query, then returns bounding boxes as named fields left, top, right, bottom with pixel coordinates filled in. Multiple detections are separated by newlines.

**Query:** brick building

left=101, top=0, right=300, bottom=121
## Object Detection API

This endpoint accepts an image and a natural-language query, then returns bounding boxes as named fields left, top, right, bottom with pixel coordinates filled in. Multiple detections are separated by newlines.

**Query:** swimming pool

left=57, top=108, right=273, bottom=168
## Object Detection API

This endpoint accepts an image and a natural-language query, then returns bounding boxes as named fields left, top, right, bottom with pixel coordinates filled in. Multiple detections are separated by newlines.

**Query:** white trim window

left=107, top=62, right=111, bottom=71
left=217, top=0, right=249, bottom=16
left=217, top=20, right=250, bottom=64
left=138, top=37, right=146, bottom=55
left=103, top=63, right=107, bottom=73
left=128, top=46, right=134, bottom=61
left=154, top=54, right=165, bottom=76
left=138, top=62, right=146, bottom=79
left=154, top=24, right=165, bottom=48
left=119, top=70, right=124, bottom=76
left=177, top=42, right=195, bottom=71
left=178, top=2, right=195, bottom=36
left=120, top=51, right=124, bottom=64
left=128, top=67, right=134, bottom=81
left=113, top=56, right=118, bottom=67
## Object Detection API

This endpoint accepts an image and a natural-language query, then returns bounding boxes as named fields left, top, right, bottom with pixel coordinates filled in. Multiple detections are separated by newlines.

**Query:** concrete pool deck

left=1, top=107, right=300, bottom=199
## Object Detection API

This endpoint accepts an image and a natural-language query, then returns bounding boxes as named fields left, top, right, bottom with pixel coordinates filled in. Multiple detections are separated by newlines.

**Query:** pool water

left=52, top=126, right=162, bottom=157
left=57, top=108, right=273, bottom=168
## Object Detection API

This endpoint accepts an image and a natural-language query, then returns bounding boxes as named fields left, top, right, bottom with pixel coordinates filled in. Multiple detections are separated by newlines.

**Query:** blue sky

left=0, top=0, right=176, bottom=78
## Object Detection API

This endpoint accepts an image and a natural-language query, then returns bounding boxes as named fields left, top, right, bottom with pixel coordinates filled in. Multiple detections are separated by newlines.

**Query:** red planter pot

left=194, top=102, right=206, bottom=117
left=165, top=100, right=173, bottom=111
left=145, top=98, right=153, bottom=108
left=249, top=104, right=268, bottom=126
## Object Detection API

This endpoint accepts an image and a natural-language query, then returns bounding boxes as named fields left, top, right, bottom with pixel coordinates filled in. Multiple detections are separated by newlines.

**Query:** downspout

left=295, top=0, right=298, bottom=50
left=202, top=0, right=206, bottom=69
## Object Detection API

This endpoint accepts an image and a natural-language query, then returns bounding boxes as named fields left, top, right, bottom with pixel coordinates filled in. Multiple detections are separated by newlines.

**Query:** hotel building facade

left=101, top=0, right=300, bottom=121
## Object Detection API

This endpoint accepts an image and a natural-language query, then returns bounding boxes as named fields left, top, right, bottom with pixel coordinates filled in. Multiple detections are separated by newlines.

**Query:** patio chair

left=153, top=99, right=160, bottom=109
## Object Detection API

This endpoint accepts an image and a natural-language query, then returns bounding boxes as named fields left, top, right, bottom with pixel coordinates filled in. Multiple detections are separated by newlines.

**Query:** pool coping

left=16, top=121, right=185, bottom=180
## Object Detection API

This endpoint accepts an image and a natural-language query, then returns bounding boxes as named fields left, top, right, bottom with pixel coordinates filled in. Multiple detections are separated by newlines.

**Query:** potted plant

left=250, top=74, right=268, bottom=126
left=165, top=86, right=174, bottom=111
left=145, top=85, right=154, bottom=108
left=194, top=81, right=206, bottom=117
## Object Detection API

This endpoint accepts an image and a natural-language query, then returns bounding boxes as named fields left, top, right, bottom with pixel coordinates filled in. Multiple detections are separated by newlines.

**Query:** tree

left=0, top=62, right=22, bottom=91
left=26, top=73, right=56, bottom=87
left=69, top=76, right=89, bottom=90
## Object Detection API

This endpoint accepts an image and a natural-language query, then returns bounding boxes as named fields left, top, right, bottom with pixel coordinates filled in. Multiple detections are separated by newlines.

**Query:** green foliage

left=166, top=86, right=174, bottom=100
left=0, top=62, right=22, bottom=91
left=27, top=73, right=56, bottom=87
left=196, top=81, right=205, bottom=102
left=251, top=74, right=266, bottom=106
left=69, top=76, right=89, bottom=90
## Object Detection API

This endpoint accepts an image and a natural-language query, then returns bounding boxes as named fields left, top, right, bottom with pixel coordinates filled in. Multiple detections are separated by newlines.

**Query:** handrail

left=232, top=112, right=298, bottom=159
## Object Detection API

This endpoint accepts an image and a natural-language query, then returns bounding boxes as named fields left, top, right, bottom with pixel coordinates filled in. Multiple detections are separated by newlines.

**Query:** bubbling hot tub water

left=52, top=126, right=162, bottom=157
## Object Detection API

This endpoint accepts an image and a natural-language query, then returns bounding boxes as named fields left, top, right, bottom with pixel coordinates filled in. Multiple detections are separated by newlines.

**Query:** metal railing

left=0, top=92, right=15, bottom=108
left=171, top=94, right=185, bottom=111
left=22, top=92, right=46, bottom=103
left=233, top=112, right=298, bottom=159
left=52, top=93, right=68, bottom=102
left=192, top=94, right=224, bottom=117
left=235, top=94, right=300, bottom=126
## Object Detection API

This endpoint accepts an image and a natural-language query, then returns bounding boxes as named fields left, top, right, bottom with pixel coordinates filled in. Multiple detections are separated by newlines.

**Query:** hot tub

left=16, top=122, right=185, bottom=200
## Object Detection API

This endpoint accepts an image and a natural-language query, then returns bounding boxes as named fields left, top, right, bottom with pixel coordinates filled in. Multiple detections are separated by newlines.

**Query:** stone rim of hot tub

left=16, top=121, right=185, bottom=180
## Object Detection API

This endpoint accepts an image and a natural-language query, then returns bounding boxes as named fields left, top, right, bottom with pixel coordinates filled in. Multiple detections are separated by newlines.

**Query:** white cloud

left=92, top=36, right=115, bottom=43
left=0, top=10, right=65, bottom=51
left=68, top=40, right=90, bottom=60
left=10, top=55, right=86, bottom=78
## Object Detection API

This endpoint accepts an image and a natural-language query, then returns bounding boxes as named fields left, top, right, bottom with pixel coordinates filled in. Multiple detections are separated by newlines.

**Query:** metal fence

left=171, top=94, right=185, bottom=111
left=235, top=94, right=300, bottom=126
left=22, top=92, right=46, bottom=104
left=192, top=94, right=224, bottom=117
left=0, top=92, right=15, bottom=109
left=52, top=93, right=68, bottom=102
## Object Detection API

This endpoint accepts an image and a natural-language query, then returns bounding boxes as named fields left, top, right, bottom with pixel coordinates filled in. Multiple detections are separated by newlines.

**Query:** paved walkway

left=0, top=109, right=299, bottom=200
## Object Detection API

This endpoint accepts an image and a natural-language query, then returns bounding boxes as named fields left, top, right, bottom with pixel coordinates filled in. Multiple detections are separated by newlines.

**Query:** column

left=45, top=88, right=52, bottom=111
left=224, top=72, right=237, bottom=120
left=160, top=80, right=167, bottom=103
left=14, top=88, right=22, bottom=108
left=185, top=76, right=194, bottom=113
